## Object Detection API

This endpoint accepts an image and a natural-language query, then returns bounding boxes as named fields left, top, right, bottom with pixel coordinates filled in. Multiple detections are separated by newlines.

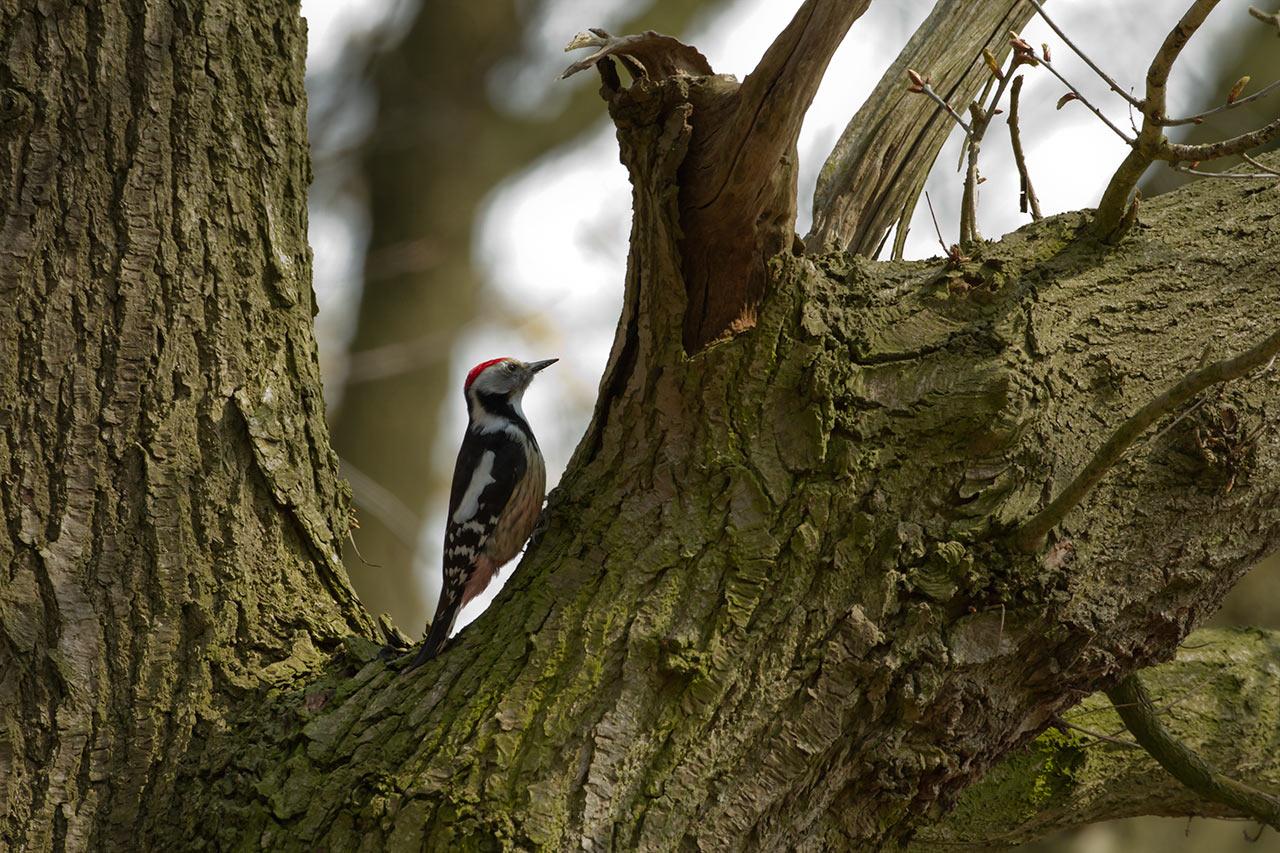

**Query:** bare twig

left=1250, top=5, right=1280, bottom=32
left=1055, top=718, right=1144, bottom=750
left=1243, top=152, right=1280, bottom=176
left=1012, top=327, right=1280, bottom=552
left=907, top=69, right=973, bottom=133
left=1034, top=50, right=1136, bottom=145
left=926, top=38, right=1028, bottom=247
left=1169, top=115, right=1280, bottom=162
left=1108, top=673, right=1280, bottom=831
left=925, top=191, right=948, bottom=255
left=345, top=528, right=382, bottom=568
left=340, top=458, right=424, bottom=550
left=1026, top=0, right=1143, bottom=109
left=960, top=46, right=1026, bottom=244
left=1008, top=75, right=1043, bottom=220
left=1163, top=77, right=1280, bottom=126
left=1170, top=163, right=1280, bottom=179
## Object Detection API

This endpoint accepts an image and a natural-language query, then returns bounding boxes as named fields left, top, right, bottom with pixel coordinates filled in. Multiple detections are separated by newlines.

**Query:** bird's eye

left=504, top=362, right=517, bottom=372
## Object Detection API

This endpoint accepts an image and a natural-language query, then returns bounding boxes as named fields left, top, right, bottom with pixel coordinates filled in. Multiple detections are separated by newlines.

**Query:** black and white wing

left=409, top=431, right=527, bottom=667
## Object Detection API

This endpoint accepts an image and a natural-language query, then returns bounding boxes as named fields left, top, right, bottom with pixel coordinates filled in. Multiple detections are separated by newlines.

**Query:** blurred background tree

left=302, top=2, right=1278, bottom=847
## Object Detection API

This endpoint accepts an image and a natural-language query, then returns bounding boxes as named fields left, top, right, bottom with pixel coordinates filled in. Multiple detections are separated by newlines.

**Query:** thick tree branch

left=17, top=1, right=1280, bottom=846
left=677, top=0, right=872, bottom=350
left=914, top=629, right=1280, bottom=849
left=709, top=0, right=872, bottom=205
left=565, top=1, right=873, bottom=351
left=807, top=0, right=1039, bottom=256
left=167, top=150, right=1280, bottom=851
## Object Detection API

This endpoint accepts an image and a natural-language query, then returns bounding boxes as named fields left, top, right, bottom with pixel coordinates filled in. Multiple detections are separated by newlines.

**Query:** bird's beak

left=529, top=358, right=558, bottom=374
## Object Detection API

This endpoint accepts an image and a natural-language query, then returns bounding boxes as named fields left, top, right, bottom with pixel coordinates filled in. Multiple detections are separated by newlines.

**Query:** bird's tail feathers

left=406, top=598, right=458, bottom=672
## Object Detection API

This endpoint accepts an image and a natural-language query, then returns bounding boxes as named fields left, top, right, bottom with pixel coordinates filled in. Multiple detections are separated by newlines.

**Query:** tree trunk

left=3, top=1, right=1278, bottom=850
left=0, top=1, right=373, bottom=847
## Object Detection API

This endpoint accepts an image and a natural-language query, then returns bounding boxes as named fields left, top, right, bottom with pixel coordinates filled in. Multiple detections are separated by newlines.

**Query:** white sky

left=302, top=0, right=1258, bottom=629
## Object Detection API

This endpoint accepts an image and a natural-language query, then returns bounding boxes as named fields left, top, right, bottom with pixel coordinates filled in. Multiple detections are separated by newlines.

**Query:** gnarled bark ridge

left=2, top=1, right=1278, bottom=850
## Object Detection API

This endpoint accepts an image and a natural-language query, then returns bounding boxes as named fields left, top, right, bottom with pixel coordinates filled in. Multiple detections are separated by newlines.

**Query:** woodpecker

left=408, top=356, right=557, bottom=669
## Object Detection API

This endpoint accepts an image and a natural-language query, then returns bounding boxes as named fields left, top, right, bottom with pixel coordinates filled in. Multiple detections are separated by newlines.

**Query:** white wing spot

left=453, top=451, right=496, bottom=523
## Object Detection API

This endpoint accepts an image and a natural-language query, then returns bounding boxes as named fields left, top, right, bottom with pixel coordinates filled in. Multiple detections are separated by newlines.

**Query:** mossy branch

left=912, top=629, right=1280, bottom=849
left=1107, top=672, right=1280, bottom=831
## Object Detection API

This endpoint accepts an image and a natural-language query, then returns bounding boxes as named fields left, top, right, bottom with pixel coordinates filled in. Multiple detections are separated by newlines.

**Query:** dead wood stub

left=564, top=4, right=868, bottom=351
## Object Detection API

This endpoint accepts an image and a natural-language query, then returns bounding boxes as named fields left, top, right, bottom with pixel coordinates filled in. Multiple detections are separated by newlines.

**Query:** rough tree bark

left=0, top=0, right=376, bottom=847
left=2, top=0, right=1278, bottom=850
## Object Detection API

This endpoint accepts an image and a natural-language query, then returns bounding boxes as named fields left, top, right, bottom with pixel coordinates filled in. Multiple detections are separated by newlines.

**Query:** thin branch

left=958, top=48, right=1024, bottom=245
left=1094, top=0, right=1223, bottom=238
left=1163, top=76, right=1280, bottom=126
left=1025, top=0, right=1143, bottom=109
left=1034, top=51, right=1136, bottom=145
left=1170, top=163, right=1280, bottom=179
left=908, top=70, right=973, bottom=133
left=1249, top=4, right=1280, bottom=32
left=1055, top=719, right=1143, bottom=750
left=1243, top=152, right=1280, bottom=176
left=340, top=458, right=423, bottom=550
left=1007, top=74, right=1043, bottom=220
left=1149, top=396, right=1208, bottom=444
left=1147, top=0, right=1223, bottom=122
left=1011, top=327, right=1280, bottom=552
left=960, top=101, right=984, bottom=245
left=344, top=333, right=450, bottom=384
left=1108, top=674, right=1280, bottom=831
left=1168, top=115, right=1280, bottom=162
left=925, top=191, right=948, bottom=255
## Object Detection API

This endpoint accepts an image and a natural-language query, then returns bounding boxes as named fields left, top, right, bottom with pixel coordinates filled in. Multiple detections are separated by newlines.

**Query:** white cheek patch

left=452, top=451, right=496, bottom=523
left=508, top=387, right=527, bottom=422
left=469, top=407, right=508, bottom=434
